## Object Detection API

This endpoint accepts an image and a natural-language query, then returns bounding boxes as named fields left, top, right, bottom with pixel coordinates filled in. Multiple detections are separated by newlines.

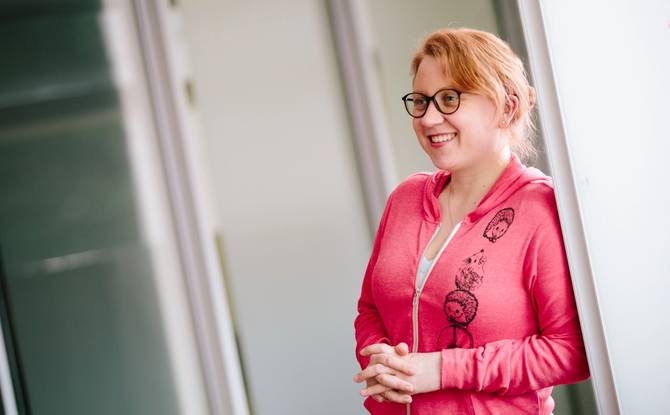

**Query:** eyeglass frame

left=401, top=88, right=463, bottom=118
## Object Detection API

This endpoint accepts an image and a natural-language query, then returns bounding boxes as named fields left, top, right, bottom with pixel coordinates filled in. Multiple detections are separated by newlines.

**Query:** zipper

left=406, top=221, right=462, bottom=415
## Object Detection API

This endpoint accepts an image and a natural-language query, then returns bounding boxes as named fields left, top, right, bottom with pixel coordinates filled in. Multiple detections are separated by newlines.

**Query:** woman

left=352, top=28, right=590, bottom=415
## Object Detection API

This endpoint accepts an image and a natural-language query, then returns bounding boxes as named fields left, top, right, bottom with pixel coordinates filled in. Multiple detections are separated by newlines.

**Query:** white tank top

left=416, top=255, right=435, bottom=289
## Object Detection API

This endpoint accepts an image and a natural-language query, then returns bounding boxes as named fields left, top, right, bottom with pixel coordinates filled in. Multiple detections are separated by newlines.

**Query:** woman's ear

left=499, top=94, right=519, bottom=128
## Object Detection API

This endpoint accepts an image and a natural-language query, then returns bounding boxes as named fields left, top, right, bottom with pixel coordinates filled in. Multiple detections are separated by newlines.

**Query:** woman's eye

left=442, top=95, right=456, bottom=104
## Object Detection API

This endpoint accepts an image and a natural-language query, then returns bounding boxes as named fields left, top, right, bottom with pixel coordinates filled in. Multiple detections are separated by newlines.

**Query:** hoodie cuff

left=441, top=348, right=476, bottom=390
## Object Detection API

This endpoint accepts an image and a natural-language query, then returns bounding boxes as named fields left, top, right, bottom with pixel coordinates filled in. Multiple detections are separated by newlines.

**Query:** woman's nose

left=420, top=101, right=445, bottom=126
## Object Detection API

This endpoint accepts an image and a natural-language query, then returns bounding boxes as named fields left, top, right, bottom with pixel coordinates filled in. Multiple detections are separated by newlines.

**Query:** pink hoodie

left=355, top=153, right=590, bottom=415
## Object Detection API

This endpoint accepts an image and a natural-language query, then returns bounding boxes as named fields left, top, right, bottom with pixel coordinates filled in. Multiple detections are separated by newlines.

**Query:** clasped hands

left=353, top=342, right=441, bottom=404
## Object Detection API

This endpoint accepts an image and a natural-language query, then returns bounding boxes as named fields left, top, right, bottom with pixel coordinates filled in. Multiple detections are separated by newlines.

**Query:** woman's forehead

left=412, top=56, right=458, bottom=92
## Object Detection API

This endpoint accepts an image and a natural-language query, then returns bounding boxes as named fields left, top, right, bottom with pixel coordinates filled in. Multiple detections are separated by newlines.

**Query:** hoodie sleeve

left=354, top=192, right=395, bottom=370
left=440, top=204, right=590, bottom=394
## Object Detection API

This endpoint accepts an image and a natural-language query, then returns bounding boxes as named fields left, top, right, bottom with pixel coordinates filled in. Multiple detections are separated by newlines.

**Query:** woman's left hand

left=356, top=347, right=442, bottom=397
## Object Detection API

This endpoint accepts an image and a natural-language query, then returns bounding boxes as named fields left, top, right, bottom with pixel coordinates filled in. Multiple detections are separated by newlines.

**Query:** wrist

left=412, top=351, right=442, bottom=394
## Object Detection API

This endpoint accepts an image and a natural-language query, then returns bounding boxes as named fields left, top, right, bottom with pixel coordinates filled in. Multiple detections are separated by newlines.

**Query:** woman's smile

left=428, top=132, right=457, bottom=144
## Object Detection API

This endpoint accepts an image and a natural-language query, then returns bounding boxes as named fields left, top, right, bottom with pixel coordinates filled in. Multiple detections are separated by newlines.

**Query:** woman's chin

left=429, top=156, right=457, bottom=172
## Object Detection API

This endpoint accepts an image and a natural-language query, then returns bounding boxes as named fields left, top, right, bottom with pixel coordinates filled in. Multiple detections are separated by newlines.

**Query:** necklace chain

left=446, top=182, right=455, bottom=228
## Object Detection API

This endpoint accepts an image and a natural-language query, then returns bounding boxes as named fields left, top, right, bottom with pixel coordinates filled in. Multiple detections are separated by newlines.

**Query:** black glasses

left=401, top=88, right=462, bottom=118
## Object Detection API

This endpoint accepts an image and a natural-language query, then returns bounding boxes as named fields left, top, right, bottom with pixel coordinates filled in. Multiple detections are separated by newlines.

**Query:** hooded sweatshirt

left=354, top=153, right=590, bottom=415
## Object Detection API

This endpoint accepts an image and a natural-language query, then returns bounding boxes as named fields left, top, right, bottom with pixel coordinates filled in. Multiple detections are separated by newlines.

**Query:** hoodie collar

left=422, top=152, right=551, bottom=224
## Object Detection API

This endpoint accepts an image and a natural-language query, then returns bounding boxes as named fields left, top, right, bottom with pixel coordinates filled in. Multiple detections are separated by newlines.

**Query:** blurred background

left=0, top=0, right=600, bottom=414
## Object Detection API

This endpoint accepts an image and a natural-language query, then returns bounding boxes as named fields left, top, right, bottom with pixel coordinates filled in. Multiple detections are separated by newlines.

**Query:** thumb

left=395, top=342, right=409, bottom=356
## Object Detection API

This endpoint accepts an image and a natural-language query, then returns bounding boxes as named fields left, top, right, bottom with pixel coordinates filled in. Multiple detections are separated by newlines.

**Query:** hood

left=422, top=152, right=551, bottom=224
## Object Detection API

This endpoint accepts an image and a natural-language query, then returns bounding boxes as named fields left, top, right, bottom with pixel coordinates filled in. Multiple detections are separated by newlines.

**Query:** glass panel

left=4, top=244, right=177, bottom=414
left=0, top=3, right=181, bottom=414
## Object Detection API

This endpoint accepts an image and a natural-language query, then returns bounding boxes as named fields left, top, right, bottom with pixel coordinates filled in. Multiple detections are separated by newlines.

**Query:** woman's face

left=412, top=56, right=508, bottom=173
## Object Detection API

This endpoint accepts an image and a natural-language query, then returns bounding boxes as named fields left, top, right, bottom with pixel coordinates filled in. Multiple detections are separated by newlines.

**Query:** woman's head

left=409, top=28, right=537, bottom=165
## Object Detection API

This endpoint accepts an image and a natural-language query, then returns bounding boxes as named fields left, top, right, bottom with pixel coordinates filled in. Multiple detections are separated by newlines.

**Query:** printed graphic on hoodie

left=483, top=207, right=515, bottom=243
left=437, top=249, right=486, bottom=349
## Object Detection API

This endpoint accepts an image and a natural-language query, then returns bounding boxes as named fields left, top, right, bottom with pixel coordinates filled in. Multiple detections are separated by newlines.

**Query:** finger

left=374, top=373, right=414, bottom=393
left=394, top=342, right=409, bottom=356
left=353, top=363, right=395, bottom=383
left=360, top=343, right=392, bottom=356
left=361, top=382, right=392, bottom=397
left=366, top=378, right=386, bottom=403
left=382, top=389, right=412, bottom=404
left=365, top=377, right=380, bottom=386
left=377, top=354, right=416, bottom=376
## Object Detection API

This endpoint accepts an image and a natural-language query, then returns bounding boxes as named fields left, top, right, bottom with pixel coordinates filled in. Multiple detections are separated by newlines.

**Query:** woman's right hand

left=365, top=376, right=412, bottom=403
left=354, top=342, right=415, bottom=403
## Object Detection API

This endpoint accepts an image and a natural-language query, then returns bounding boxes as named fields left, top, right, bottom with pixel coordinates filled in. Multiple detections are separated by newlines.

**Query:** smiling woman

left=352, top=28, right=590, bottom=415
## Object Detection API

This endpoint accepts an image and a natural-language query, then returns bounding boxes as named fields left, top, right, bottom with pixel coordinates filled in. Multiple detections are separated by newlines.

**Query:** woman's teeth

left=430, top=133, right=457, bottom=143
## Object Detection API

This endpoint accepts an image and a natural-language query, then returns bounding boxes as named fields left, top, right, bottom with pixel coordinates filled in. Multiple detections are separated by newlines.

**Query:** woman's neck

left=444, top=149, right=512, bottom=209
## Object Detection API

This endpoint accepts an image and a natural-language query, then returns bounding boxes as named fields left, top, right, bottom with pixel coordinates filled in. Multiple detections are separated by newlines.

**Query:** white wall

left=533, top=1, right=670, bottom=413
left=179, top=0, right=372, bottom=414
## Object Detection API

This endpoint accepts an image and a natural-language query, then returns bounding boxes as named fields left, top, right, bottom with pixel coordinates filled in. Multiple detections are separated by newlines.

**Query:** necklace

left=446, top=182, right=455, bottom=228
